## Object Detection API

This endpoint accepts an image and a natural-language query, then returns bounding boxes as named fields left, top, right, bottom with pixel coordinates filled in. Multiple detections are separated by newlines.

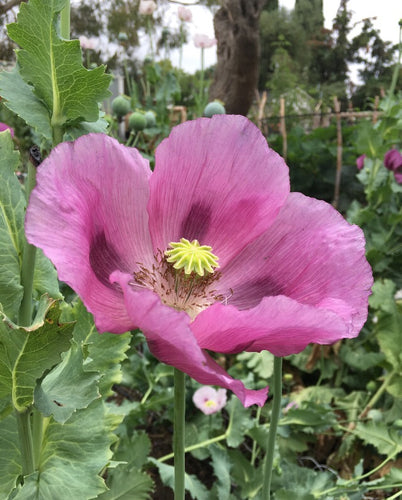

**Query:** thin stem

left=261, top=356, right=283, bottom=500
left=174, top=368, right=186, bottom=500
left=31, top=408, right=44, bottom=469
left=15, top=408, right=35, bottom=476
left=59, top=0, right=70, bottom=40
left=359, top=371, right=395, bottom=420
left=158, top=432, right=227, bottom=463
left=18, top=162, right=37, bottom=326
left=251, top=406, right=262, bottom=466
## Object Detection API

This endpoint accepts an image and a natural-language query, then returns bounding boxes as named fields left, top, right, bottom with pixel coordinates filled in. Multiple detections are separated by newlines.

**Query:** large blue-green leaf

left=0, top=297, right=73, bottom=415
left=7, top=0, right=111, bottom=125
left=34, top=339, right=100, bottom=423
left=0, top=68, right=52, bottom=142
left=0, top=132, right=61, bottom=324
left=11, top=400, right=122, bottom=500
left=0, top=132, right=25, bottom=321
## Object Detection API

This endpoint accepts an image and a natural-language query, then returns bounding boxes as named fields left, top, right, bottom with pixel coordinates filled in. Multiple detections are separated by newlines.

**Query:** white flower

left=193, top=386, right=227, bottom=415
left=193, top=34, right=217, bottom=49
left=139, top=0, right=157, bottom=15
left=178, top=6, right=192, bottom=22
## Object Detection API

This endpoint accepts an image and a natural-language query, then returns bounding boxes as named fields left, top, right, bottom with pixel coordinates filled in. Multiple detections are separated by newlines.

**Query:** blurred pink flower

left=0, top=122, right=14, bottom=137
left=356, top=154, right=366, bottom=170
left=79, top=36, right=97, bottom=50
left=384, top=148, right=402, bottom=184
left=193, top=386, right=227, bottom=415
left=193, top=34, right=217, bottom=49
left=139, top=0, right=156, bottom=15
left=178, top=6, right=192, bottom=22
left=26, top=115, right=372, bottom=408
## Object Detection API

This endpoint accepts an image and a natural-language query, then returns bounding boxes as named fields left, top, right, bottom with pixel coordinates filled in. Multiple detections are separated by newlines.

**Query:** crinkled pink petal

left=211, top=192, right=372, bottom=344
left=192, top=295, right=350, bottom=357
left=111, top=271, right=268, bottom=407
left=148, top=115, right=289, bottom=266
left=26, top=134, right=153, bottom=332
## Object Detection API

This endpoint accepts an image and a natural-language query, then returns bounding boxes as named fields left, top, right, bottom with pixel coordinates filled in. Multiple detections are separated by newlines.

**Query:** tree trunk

left=209, top=0, right=266, bottom=116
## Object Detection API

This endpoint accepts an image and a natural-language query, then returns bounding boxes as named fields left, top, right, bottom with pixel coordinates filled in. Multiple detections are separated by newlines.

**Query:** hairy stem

left=15, top=408, right=35, bottom=476
left=174, top=368, right=186, bottom=500
left=261, top=356, right=283, bottom=499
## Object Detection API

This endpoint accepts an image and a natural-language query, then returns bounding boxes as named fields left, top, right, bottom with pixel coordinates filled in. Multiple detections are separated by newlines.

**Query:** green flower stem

left=60, top=0, right=70, bottom=39
left=198, top=47, right=205, bottom=115
left=52, top=0, right=70, bottom=146
left=158, top=432, right=227, bottom=463
left=31, top=408, right=44, bottom=468
left=261, top=356, right=283, bottom=500
left=158, top=398, right=237, bottom=463
left=359, top=370, right=395, bottom=420
left=251, top=406, right=262, bottom=466
left=18, top=161, right=37, bottom=326
left=15, top=408, right=35, bottom=476
left=174, top=368, right=186, bottom=500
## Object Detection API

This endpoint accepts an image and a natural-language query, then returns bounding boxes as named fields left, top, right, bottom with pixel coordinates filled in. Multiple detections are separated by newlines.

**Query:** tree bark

left=0, top=0, right=26, bottom=16
left=209, top=0, right=266, bottom=116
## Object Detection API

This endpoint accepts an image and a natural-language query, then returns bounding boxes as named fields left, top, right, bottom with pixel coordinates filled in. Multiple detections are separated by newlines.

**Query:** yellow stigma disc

left=165, top=238, right=219, bottom=276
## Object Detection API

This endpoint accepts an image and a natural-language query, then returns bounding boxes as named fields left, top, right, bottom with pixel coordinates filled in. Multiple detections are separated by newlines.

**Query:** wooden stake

left=332, top=97, right=343, bottom=209
left=279, top=96, right=287, bottom=161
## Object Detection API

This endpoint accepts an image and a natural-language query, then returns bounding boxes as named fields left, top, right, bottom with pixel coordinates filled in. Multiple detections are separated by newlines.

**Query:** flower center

left=164, top=238, right=219, bottom=276
left=130, top=239, right=222, bottom=319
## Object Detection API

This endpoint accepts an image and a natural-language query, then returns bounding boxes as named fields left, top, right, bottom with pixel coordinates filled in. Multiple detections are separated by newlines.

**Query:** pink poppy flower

left=193, top=34, right=217, bottom=49
left=193, top=386, right=227, bottom=415
left=384, top=148, right=402, bottom=184
left=139, top=0, right=156, bottom=15
left=178, top=6, right=192, bottom=22
left=0, top=121, right=14, bottom=137
left=25, top=115, right=372, bottom=408
left=356, top=154, right=366, bottom=170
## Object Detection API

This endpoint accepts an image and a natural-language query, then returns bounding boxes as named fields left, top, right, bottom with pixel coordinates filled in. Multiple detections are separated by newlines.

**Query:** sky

left=169, top=0, right=401, bottom=76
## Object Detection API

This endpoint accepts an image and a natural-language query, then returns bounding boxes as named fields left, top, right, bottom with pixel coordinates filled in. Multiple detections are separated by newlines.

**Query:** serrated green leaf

left=34, top=339, right=100, bottom=423
left=210, top=445, right=232, bottom=500
left=0, top=132, right=61, bottom=324
left=226, top=396, right=254, bottom=447
left=113, top=431, right=151, bottom=470
left=33, top=248, right=63, bottom=301
left=72, top=301, right=131, bottom=396
left=0, top=132, right=24, bottom=321
left=0, top=298, right=73, bottom=413
left=0, top=68, right=53, bottom=142
left=7, top=0, right=111, bottom=128
left=354, top=421, right=402, bottom=456
left=149, top=459, right=209, bottom=500
left=0, top=412, right=21, bottom=498
left=98, top=464, right=153, bottom=500
left=237, top=351, right=274, bottom=379
left=12, top=399, right=120, bottom=500
left=370, top=280, right=402, bottom=372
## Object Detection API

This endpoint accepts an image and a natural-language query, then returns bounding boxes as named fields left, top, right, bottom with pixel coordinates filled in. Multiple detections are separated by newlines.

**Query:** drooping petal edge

left=111, top=271, right=268, bottom=407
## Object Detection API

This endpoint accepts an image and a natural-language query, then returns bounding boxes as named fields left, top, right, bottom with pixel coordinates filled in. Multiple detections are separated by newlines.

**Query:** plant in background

left=193, top=34, right=217, bottom=116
